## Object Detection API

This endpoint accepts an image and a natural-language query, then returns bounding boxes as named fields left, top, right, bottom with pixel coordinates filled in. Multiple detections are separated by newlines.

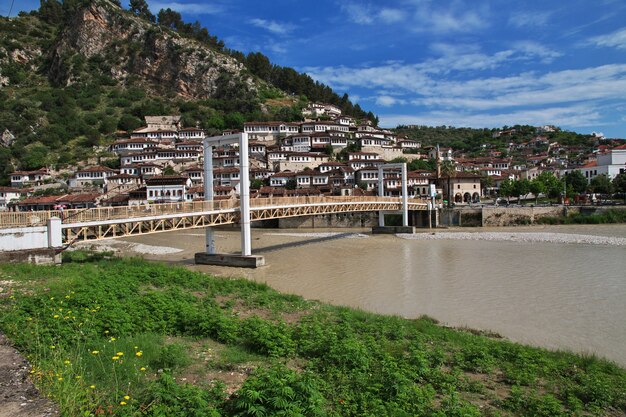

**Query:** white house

left=0, top=186, right=22, bottom=211
left=10, top=169, right=51, bottom=188
left=145, top=176, right=192, bottom=203
left=69, top=166, right=117, bottom=190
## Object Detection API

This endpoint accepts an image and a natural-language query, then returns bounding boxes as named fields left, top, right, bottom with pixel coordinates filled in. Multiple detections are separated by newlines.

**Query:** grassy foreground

left=1, top=252, right=625, bottom=417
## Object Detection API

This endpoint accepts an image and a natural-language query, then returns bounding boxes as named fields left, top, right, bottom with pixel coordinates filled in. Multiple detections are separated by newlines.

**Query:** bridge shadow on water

left=174, top=232, right=362, bottom=266
left=253, top=232, right=358, bottom=254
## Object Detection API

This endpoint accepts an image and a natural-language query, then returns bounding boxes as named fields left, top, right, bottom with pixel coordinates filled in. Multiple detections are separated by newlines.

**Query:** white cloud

left=379, top=105, right=603, bottom=130
left=340, top=3, right=374, bottom=25
left=512, top=41, right=563, bottom=63
left=340, top=1, right=484, bottom=33
left=589, top=27, right=626, bottom=49
left=150, top=2, right=224, bottom=15
left=412, top=2, right=488, bottom=34
left=249, top=18, right=294, bottom=35
left=305, top=58, right=626, bottom=116
left=508, top=11, right=552, bottom=28
left=379, top=8, right=406, bottom=24
left=376, top=95, right=406, bottom=107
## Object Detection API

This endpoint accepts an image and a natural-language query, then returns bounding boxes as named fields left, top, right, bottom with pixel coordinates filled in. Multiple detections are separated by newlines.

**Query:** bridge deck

left=1, top=196, right=430, bottom=243
left=1, top=196, right=429, bottom=228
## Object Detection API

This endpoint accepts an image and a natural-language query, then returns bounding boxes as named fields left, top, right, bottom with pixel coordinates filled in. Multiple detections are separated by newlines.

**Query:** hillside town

left=1, top=103, right=625, bottom=212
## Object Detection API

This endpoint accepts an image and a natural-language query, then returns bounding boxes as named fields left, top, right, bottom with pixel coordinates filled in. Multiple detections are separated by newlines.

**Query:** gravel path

left=398, top=231, right=626, bottom=246
left=0, top=334, right=58, bottom=417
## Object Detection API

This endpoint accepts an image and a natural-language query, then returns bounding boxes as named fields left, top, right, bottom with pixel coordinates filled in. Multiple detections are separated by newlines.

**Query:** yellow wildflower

left=64, top=360, right=70, bottom=365
left=91, top=350, right=99, bottom=355
left=53, top=315, right=59, bottom=319
left=116, top=352, right=124, bottom=356
left=89, top=385, right=96, bottom=389
left=139, top=367, right=146, bottom=371
left=58, top=377, right=63, bottom=381
left=112, top=356, right=119, bottom=361
left=135, top=351, right=142, bottom=357
left=120, top=401, right=127, bottom=406
left=124, top=395, right=130, bottom=400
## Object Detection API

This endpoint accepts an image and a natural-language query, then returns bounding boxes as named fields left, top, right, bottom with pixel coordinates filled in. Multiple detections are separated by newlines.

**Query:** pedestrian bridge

left=0, top=196, right=430, bottom=248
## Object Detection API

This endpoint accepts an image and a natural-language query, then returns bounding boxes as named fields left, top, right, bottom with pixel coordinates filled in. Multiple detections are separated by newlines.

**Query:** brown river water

left=78, top=224, right=626, bottom=366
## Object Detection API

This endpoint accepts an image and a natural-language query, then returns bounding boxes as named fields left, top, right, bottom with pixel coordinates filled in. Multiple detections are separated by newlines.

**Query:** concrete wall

left=0, top=226, right=49, bottom=251
left=0, top=248, right=61, bottom=265
left=481, top=206, right=578, bottom=226
left=278, top=212, right=377, bottom=228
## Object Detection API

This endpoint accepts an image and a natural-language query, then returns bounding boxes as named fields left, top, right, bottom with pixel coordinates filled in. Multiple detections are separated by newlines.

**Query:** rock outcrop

left=49, top=0, right=257, bottom=99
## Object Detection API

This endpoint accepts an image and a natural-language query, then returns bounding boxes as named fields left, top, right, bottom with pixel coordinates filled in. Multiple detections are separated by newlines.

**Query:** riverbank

left=1, top=255, right=625, bottom=416
left=69, top=224, right=626, bottom=368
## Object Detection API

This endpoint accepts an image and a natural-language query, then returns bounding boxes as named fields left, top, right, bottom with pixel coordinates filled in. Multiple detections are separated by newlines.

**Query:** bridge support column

left=47, top=217, right=62, bottom=249
left=196, top=133, right=264, bottom=268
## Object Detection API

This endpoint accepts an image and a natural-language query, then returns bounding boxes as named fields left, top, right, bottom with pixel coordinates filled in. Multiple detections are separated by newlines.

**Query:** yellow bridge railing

left=0, top=196, right=430, bottom=229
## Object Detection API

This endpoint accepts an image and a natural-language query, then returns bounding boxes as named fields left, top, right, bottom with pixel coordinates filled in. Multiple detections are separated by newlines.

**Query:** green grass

left=1, top=254, right=625, bottom=416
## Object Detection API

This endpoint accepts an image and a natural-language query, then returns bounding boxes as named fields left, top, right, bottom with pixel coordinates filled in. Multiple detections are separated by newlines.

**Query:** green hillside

left=0, top=0, right=373, bottom=184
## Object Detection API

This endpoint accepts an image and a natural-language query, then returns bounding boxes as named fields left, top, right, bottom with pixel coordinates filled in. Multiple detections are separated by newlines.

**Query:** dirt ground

left=0, top=333, right=58, bottom=417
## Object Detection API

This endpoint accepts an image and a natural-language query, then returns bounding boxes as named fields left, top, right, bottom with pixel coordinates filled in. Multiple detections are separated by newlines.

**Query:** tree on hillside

left=480, top=175, right=494, bottom=197
left=588, top=174, right=613, bottom=195
left=157, top=8, right=183, bottom=30
left=529, top=178, right=546, bottom=204
left=499, top=179, right=514, bottom=203
left=129, top=0, right=155, bottom=22
left=564, top=171, right=587, bottom=194
left=536, top=172, right=563, bottom=200
left=440, top=161, right=456, bottom=207
left=513, top=179, right=531, bottom=204
left=38, top=0, right=63, bottom=23
left=613, top=172, right=626, bottom=202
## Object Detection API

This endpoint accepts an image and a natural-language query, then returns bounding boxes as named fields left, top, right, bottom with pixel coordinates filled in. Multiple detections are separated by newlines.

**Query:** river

left=79, top=224, right=626, bottom=366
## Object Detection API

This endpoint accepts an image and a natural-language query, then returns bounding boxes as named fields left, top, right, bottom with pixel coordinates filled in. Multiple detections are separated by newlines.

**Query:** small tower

left=436, top=144, right=441, bottom=179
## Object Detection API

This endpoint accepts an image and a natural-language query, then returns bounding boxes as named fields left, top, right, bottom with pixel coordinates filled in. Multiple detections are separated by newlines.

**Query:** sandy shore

left=399, top=231, right=626, bottom=246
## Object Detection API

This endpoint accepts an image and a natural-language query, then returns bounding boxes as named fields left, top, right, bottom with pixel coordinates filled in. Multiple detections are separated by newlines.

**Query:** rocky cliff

left=49, top=0, right=257, bottom=99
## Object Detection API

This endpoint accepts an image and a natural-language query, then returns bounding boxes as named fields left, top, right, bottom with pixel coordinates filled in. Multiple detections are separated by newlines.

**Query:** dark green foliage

left=226, top=364, right=327, bottom=417
left=1, top=257, right=626, bottom=416
left=564, top=170, right=588, bottom=194
left=588, top=174, right=613, bottom=194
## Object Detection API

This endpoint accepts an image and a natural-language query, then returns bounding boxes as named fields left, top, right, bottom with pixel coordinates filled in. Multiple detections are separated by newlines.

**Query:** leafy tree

left=285, top=179, right=297, bottom=190
left=564, top=171, right=587, bottom=194
left=250, top=179, right=264, bottom=190
left=157, top=8, right=182, bottom=30
left=588, top=174, right=613, bottom=194
left=224, top=112, right=245, bottom=130
left=529, top=178, right=546, bottom=204
left=612, top=172, right=626, bottom=202
left=163, top=166, right=175, bottom=175
left=480, top=175, right=494, bottom=197
left=38, top=0, right=63, bottom=24
left=499, top=178, right=514, bottom=203
left=129, top=0, right=154, bottom=22
left=513, top=179, right=531, bottom=203
left=440, top=161, right=456, bottom=207
left=408, top=158, right=435, bottom=171
left=117, top=114, right=143, bottom=132
left=536, top=172, right=564, bottom=200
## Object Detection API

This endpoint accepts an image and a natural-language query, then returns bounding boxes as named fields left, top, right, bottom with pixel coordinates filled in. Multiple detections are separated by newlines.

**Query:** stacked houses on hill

left=3, top=107, right=625, bottom=212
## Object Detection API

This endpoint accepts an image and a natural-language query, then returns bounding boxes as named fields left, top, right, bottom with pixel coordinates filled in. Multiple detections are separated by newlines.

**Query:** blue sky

left=4, top=0, right=626, bottom=138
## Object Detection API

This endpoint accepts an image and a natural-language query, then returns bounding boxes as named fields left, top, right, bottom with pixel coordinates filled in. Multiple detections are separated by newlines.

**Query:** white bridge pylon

left=377, top=163, right=409, bottom=227
left=203, top=133, right=252, bottom=256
